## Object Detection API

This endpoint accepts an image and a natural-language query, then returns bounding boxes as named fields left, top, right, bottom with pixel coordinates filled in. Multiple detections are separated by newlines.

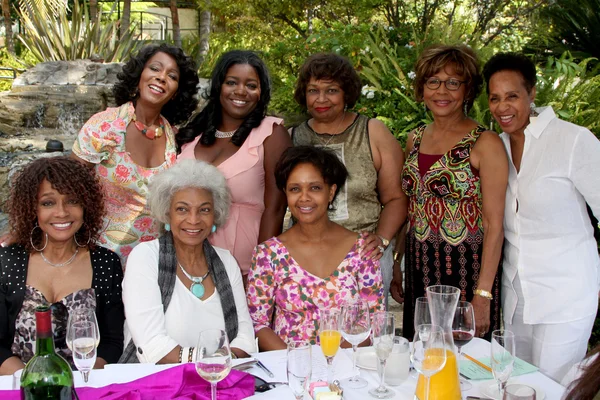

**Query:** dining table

left=0, top=338, right=566, bottom=399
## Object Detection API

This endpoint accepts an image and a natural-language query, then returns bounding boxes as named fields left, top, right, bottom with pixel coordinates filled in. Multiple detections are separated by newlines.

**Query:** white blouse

left=501, top=106, right=600, bottom=325
left=122, top=239, right=256, bottom=363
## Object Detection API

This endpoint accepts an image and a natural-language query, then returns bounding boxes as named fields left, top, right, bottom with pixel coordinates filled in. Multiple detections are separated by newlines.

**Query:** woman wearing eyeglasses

left=398, top=44, right=508, bottom=340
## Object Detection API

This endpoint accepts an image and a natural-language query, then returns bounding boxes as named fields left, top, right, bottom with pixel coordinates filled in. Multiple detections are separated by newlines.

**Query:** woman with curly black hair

left=177, top=50, right=291, bottom=280
left=0, top=157, right=124, bottom=376
left=71, top=43, right=199, bottom=264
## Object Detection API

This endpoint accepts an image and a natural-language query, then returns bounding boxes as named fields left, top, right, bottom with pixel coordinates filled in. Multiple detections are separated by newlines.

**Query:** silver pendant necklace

left=40, top=248, right=79, bottom=267
left=178, top=262, right=210, bottom=298
left=215, top=129, right=236, bottom=138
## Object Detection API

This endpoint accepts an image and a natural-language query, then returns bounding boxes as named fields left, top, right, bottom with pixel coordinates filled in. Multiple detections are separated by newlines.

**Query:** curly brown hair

left=294, top=53, right=362, bottom=109
left=414, top=44, right=482, bottom=112
left=7, top=156, right=105, bottom=253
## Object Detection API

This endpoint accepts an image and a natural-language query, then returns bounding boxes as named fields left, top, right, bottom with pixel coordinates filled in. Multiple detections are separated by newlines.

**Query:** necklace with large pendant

left=178, top=262, right=210, bottom=298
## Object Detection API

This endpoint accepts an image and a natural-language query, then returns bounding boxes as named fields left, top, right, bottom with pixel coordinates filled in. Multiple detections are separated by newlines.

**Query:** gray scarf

left=119, top=232, right=238, bottom=363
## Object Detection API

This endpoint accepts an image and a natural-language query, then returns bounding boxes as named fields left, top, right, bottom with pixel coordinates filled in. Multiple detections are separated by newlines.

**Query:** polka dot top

left=0, top=245, right=125, bottom=365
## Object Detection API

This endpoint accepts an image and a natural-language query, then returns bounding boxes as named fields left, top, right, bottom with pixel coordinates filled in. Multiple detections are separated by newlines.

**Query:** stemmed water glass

left=67, top=308, right=100, bottom=349
left=410, top=296, right=430, bottom=379
left=411, top=324, right=447, bottom=400
left=368, top=311, right=395, bottom=399
left=318, top=309, right=341, bottom=384
left=195, top=329, right=232, bottom=400
left=452, top=301, right=475, bottom=390
left=339, top=299, right=371, bottom=389
left=491, top=329, right=516, bottom=399
left=287, top=341, right=312, bottom=400
left=67, top=320, right=98, bottom=383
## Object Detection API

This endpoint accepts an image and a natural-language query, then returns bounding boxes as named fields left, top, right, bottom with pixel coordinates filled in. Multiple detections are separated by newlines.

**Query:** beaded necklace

left=132, top=113, right=165, bottom=140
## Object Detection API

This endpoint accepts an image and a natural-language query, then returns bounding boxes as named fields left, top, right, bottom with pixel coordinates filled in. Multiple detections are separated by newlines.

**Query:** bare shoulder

left=475, top=130, right=505, bottom=152
left=368, top=117, right=399, bottom=148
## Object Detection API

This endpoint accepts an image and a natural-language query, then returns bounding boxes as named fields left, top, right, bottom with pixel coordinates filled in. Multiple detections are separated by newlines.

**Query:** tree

left=170, top=0, right=181, bottom=48
left=2, top=0, right=14, bottom=53
left=120, top=0, right=131, bottom=38
left=89, top=0, right=97, bottom=21
left=197, top=4, right=210, bottom=66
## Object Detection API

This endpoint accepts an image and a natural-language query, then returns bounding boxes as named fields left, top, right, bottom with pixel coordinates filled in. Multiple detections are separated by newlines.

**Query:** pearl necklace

left=40, top=248, right=79, bottom=268
left=215, top=129, right=236, bottom=138
left=178, top=262, right=210, bottom=298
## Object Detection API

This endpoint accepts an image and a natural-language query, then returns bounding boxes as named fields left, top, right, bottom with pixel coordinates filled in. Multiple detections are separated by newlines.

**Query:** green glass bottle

left=20, top=306, right=74, bottom=400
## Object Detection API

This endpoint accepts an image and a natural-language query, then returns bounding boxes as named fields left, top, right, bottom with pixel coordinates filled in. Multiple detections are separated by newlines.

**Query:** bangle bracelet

left=377, top=235, right=390, bottom=249
left=179, top=347, right=185, bottom=364
left=393, top=251, right=401, bottom=263
left=474, top=289, right=493, bottom=300
left=188, top=347, right=194, bottom=363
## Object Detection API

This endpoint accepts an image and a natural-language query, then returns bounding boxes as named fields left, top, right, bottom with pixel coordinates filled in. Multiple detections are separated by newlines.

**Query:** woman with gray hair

left=119, top=159, right=256, bottom=363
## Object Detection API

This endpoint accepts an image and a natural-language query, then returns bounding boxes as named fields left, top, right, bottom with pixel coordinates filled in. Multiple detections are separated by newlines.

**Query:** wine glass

left=410, top=296, right=430, bottom=379
left=411, top=324, right=447, bottom=400
left=368, top=311, right=395, bottom=399
left=287, top=341, right=312, bottom=400
left=503, top=384, right=537, bottom=399
left=318, top=309, right=341, bottom=384
left=67, top=308, right=100, bottom=349
left=196, top=329, right=232, bottom=400
left=339, top=299, right=371, bottom=389
left=491, top=329, right=516, bottom=399
left=67, top=320, right=98, bottom=383
left=452, top=301, right=475, bottom=390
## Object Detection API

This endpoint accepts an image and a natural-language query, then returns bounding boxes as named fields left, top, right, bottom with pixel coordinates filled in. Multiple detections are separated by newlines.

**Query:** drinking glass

left=384, top=336, right=410, bottom=386
left=452, top=301, right=475, bottom=390
left=339, top=300, right=371, bottom=389
left=67, top=320, right=98, bottom=383
left=368, top=311, right=395, bottom=399
left=411, top=296, right=430, bottom=379
left=491, top=329, right=516, bottom=399
left=195, top=329, right=232, bottom=400
left=318, top=309, right=341, bottom=384
left=411, top=324, right=447, bottom=400
left=287, top=342, right=312, bottom=400
left=503, top=384, right=537, bottom=400
left=12, top=369, right=23, bottom=390
left=67, top=308, right=100, bottom=349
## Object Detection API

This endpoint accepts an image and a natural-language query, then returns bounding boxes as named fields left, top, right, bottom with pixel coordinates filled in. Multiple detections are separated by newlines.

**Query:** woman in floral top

left=71, top=44, right=199, bottom=265
left=247, top=146, right=384, bottom=350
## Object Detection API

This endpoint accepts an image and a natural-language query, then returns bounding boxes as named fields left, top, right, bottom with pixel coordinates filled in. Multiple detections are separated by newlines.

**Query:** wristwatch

left=377, top=235, right=390, bottom=249
left=474, top=289, right=493, bottom=300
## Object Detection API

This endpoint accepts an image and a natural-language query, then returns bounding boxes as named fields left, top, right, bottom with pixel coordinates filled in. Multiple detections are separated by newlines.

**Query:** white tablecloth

left=0, top=338, right=566, bottom=399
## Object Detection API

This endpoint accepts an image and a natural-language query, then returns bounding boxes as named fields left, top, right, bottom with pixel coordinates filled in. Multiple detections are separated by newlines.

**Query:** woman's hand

left=360, top=232, right=385, bottom=261
left=0, top=232, right=14, bottom=247
left=390, top=262, right=404, bottom=304
left=471, top=295, right=491, bottom=337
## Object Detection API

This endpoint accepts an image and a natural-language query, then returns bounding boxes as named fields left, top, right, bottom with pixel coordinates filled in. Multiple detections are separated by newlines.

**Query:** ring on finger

left=377, top=245, right=385, bottom=253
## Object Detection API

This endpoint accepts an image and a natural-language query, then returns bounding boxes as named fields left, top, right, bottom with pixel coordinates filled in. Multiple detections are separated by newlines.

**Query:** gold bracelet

left=474, top=289, right=493, bottom=300
left=377, top=235, right=390, bottom=249
left=393, top=251, right=401, bottom=263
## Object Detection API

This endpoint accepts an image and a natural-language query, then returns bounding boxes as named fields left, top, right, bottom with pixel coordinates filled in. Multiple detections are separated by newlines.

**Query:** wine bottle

left=20, top=306, right=74, bottom=400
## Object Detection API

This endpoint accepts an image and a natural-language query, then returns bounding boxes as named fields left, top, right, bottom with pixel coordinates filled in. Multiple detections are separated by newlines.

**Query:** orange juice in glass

left=415, top=349, right=461, bottom=400
left=318, top=309, right=340, bottom=383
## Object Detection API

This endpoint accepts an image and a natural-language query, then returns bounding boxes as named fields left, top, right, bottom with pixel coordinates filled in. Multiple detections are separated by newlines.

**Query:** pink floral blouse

left=247, top=233, right=384, bottom=344
left=72, top=102, right=177, bottom=265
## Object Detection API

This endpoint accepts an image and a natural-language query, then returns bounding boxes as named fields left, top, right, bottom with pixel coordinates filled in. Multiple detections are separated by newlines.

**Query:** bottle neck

left=35, top=309, right=56, bottom=355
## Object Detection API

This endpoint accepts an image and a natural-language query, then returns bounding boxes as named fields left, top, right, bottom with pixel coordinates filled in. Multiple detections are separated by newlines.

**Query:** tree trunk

left=120, top=0, right=131, bottom=38
left=170, top=0, right=181, bottom=48
left=198, top=7, right=211, bottom=66
left=89, top=0, right=98, bottom=22
left=2, top=0, right=14, bottom=53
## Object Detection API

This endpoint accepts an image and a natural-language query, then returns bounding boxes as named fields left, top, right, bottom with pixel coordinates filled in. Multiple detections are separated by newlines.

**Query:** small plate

left=479, top=382, right=545, bottom=400
left=356, top=348, right=377, bottom=370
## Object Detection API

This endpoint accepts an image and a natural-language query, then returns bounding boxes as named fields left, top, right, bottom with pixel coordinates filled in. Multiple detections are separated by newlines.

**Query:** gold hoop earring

left=30, top=224, right=48, bottom=252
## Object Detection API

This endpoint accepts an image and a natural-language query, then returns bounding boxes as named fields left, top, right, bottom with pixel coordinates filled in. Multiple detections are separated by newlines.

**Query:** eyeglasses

left=425, top=78, right=465, bottom=91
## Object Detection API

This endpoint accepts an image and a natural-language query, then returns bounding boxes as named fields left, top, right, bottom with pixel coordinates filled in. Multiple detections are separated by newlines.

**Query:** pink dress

left=178, top=116, right=283, bottom=274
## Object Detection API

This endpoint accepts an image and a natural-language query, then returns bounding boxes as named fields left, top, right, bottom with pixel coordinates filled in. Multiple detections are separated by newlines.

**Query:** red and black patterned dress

left=401, top=125, right=501, bottom=339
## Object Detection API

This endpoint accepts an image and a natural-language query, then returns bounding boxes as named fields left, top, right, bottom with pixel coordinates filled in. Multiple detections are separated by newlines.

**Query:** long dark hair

left=177, top=50, right=272, bottom=149
left=113, top=43, right=200, bottom=125
left=565, top=345, right=600, bottom=400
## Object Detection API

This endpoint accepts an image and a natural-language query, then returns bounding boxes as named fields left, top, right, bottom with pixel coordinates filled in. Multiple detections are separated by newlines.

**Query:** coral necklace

left=132, top=113, right=165, bottom=140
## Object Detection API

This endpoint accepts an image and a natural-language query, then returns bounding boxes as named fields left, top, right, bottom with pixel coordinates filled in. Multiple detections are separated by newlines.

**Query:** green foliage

left=17, top=0, right=143, bottom=62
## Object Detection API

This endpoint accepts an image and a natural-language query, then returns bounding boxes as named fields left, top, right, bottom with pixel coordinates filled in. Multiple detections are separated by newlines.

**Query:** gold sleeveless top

left=292, top=114, right=380, bottom=232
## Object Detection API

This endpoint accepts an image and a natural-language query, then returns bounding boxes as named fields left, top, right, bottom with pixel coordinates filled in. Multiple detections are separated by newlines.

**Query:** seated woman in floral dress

left=247, top=146, right=384, bottom=351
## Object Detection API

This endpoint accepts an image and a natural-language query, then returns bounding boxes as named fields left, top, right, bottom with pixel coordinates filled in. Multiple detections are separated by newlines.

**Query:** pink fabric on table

left=0, top=364, right=254, bottom=400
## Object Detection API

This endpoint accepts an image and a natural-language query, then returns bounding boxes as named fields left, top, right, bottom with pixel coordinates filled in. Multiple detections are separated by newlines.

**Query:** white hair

left=148, top=159, right=230, bottom=227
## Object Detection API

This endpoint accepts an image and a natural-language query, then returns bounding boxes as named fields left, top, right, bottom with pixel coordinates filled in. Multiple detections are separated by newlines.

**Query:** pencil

left=463, top=353, right=493, bottom=372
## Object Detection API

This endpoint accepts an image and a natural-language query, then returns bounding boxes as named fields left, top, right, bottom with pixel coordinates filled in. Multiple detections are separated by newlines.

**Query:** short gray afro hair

left=148, top=159, right=230, bottom=227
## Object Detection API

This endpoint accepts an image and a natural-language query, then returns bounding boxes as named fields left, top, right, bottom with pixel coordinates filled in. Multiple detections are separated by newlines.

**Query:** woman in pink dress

left=177, top=51, right=291, bottom=279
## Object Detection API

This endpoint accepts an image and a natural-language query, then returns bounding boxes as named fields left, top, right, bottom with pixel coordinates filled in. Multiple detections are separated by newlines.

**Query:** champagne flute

left=491, top=329, right=516, bottom=399
left=339, top=300, right=371, bottom=389
left=287, top=341, right=312, bottom=400
left=196, top=329, right=232, bottom=400
left=318, top=309, right=341, bottom=384
left=68, top=321, right=97, bottom=383
left=452, top=301, right=475, bottom=390
left=368, top=311, right=395, bottom=399
left=411, top=324, right=447, bottom=400
left=67, top=308, right=100, bottom=349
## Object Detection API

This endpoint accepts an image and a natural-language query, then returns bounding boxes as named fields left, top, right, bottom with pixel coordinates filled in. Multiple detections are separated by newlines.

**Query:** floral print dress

left=247, top=233, right=383, bottom=344
left=72, top=102, right=177, bottom=265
